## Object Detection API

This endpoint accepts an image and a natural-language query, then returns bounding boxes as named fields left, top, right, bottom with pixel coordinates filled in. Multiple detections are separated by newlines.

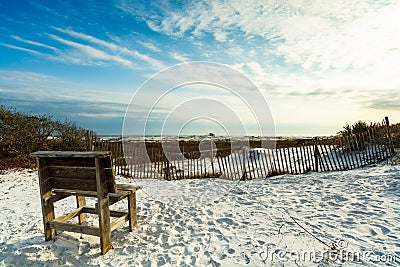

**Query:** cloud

left=137, top=40, right=161, bottom=53
left=169, top=52, right=190, bottom=62
left=360, top=91, right=400, bottom=110
left=0, top=43, right=43, bottom=56
left=11, top=35, right=58, bottom=51
left=0, top=70, right=132, bottom=106
left=52, top=27, right=167, bottom=70
left=0, top=70, right=61, bottom=83
left=48, top=34, right=135, bottom=67
left=126, top=0, right=400, bottom=97
left=2, top=26, right=168, bottom=71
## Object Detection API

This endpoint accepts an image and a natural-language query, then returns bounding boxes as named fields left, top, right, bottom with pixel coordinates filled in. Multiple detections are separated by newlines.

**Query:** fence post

left=86, top=130, right=94, bottom=151
left=164, top=157, right=170, bottom=181
left=313, top=138, right=319, bottom=172
left=210, top=146, right=215, bottom=176
left=385, top=116, right=395, bottom=157
left=241, top=147, right=247, bottom=180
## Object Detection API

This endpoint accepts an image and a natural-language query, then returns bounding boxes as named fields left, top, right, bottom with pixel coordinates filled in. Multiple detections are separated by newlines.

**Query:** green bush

left=337, top=120, right=375, bottom=151
left=338, top=120, right=370, bottom=137
left=0, top=105, right=95, bottom=163
left=391, top=123, right=400, bottom=148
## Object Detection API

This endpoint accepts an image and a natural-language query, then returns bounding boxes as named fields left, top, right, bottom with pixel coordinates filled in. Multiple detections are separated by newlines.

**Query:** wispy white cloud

left=11, top=35, right=58, bottom=51
left=0, top=43, right=43, bottom=56
left=137, top=40, right=161, bottom=53
left=169, top=52, right=190, bottom=62
left=0, top=70, right=61, bottom=83
left=0, top=79, right=131, bottom=108
left=2, top=26, right=168, bottom=71
left=48, top=34, right=135, bottom=67
left=52, top=27, right=167, bottom=70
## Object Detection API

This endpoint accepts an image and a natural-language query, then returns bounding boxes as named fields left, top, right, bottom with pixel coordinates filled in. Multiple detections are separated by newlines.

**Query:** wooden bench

left=30, top=151, right=141, bottom=255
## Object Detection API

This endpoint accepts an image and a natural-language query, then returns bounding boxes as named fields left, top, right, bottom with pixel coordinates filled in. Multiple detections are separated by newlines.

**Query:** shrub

left=338, top=120, right=370, bottom=137
left=391, top=122, right=400, bottom=148
left=0, top=105, right=95, bottom=167
left=337, top=120, right=375, bottom=151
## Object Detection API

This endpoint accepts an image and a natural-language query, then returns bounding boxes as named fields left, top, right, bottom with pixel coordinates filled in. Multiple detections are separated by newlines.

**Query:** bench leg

left=41, top=200, right=56, bottom=241
left=97, top=194, right=112, bottom=255
left=128, top=191, right=138, bottom=231
left=76, top=196, right=87, bottom=224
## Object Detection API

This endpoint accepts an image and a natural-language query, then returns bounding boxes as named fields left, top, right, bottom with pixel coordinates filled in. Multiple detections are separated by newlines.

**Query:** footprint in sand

left=216, top=218, right=234, bottom=225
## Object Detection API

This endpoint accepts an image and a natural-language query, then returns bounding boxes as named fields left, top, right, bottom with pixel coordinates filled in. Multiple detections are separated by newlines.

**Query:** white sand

left=0, top=164, right=399, bottom=266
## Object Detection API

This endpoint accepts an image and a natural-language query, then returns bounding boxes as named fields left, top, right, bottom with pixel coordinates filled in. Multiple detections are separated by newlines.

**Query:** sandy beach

left=0, top=163, right=399, bottom=266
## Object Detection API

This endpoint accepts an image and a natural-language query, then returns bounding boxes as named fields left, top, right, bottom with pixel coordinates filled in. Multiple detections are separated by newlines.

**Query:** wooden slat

left=336, top=138, right=345, bottom=170
left=259, top=150, right=269, bottom=177
left=46, top=157, right=96, bottom=168
left=216, top=154, right=223, bottom=177
left=349, top=135, right=360, bottom=168
left=297, top=145, right=303, bottom=172
left=306, top=144, right=314, bottom=171
left=367, top=128, right=378, bottom=162
left=49, top=221, right=100, bottom=236
left=362, top=132, right=373, bottom=165
left=48, top=166, right=96, bottom=179
left=275, top=148, right=282, bottom=173
left=284, top=148, right=292, bottom=174
left=320, top=142, right=333, bottom=171
left=95, top=157, right=112, bottom=255
left=31, top=151, right=111, bottom=158
left=352, top=134, right=363, bottom=167
left=301, top=145, right=308, bottom=173
left=291, top=147, right=298, bottom=174
left=44, top=193, right=69, bottom=204
left=53, top=207, right=83, bottom=223
left=128, top=191, right=137, bottom=230
left=338, top=137, right=349, bottom=170
left=110, top=215, right=129, bottom=231
left=50, top=177, right=98, bottom=191
left=278, top=148, right=290, bottom=173
left=270, top=148, right=278, bottom=173
left=37, top=157, right=56, bottom=241
left=326, top=142, right=338, bottom=171
left=116, top=184, right=142, bottom=192
left=76, top=196, right=87, bottom=224
left=52, top=188, right=131, bottom=199
left=81, top=207, right=128, bottom=218
left=313, top=141, right=320, bottom=172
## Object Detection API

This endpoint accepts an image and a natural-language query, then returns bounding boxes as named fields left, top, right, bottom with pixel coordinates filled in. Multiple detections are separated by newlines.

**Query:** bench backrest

left=31, top=151, right=117, bottom=194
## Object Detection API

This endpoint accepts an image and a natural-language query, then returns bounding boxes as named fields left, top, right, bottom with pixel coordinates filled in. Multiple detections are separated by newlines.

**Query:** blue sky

left=1, top=0, right=399, bottom=136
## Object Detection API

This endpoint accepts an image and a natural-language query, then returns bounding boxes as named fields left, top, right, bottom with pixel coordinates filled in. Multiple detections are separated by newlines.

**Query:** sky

left=1, top=0, right=400, bottom=136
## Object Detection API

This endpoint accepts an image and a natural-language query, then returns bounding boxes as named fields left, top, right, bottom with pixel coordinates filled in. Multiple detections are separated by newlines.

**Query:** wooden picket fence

left=88, top=117, right=397, bottom=180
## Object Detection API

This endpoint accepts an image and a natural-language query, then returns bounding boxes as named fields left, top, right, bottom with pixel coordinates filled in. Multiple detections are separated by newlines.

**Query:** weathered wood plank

left=339, top=138, right=349, bottom=170
left=116, top=184, right=141, bottom=192
left=31, top=151, right=111, bottom=158
left=128, top=192, right=138, bottom=231
left=95, top=157, right=112, bottom=255
left=76, top=196, right=87, bottom=224
left=37, top=157, right=55, bottom=241
left=53, top=207, right=83, bottom=223
left=81, top=207, right=127, bottom=217
left=46, top=157, right=96, bottom=168
left=52, top=188, right=131, bottom=199
left=50, top=177, right=98, bottom=191
left=49, top=221, right=100, bottom=236
left=48, top=166, right=96, bottom=180
left=110, top=215, right=129, bottom=231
